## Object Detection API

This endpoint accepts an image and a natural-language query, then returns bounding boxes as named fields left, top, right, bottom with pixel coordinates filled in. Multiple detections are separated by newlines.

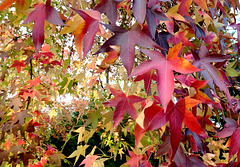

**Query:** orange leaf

left=27, top=77, right=42, bottom=87
left=0, top=0, right=17, bottom=11
left=3, top=139, right=10, bottom=151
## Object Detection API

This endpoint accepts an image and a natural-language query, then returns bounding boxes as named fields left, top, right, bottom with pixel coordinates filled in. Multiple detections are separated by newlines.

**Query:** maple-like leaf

left=173, top=145, right=207, bottom=166
left=94, top=0, right=121, bottom=24
left=192, top=43, right=232, bottom=106
left=215, top=118, right=240, bottom=160
left=166, top=97, right=206, bottom=158
left=135, top=102, right=164, bottom=146
left=12, top=110, right=32, bottom=126
left=27, top=76, right=42, bottom=87
left=190, top=80, right=216, bottom=104
left=11, top=60, right=26, bottom=73
left=130, top=42, right=201, bottom=109
left=133, top=0, right=146, bottom=25
left=146, top=5, right=170, bottom=38
left=68, top=145, right=89, bottom=166
left=96, top=24, right=162, bottom=75
left=71, top=8, right=101, bottom=59
left=134, top=70, right=157, bottom=95
left=96, top=50, right=119, bottom=73
left=155, top=31, right=173, bottom=56
left=48, top=152, right=66, bottom=166
left=19, top=152, right=35, bottom=166
left=184, top=16, right=206, bottom=39
left=144, top=97, right=206, bottom=159
left=178, top=0, right=208, bottom=16
left=103, top=86, right=144, bottom=127
left=62, top=9, right=100, bottom=59
left=23, top=0, right=66, bottom=53
left=125, top=151, right=152, bottom=167
left=80, top=155, right=99, bottom=167
left=135, top=96, right=206, bottom=158
left=8, top=97, right=23, bottom=112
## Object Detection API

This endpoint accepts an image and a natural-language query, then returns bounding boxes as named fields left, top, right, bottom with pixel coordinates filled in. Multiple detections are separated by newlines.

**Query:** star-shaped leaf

left=133, top=0, right=146, bottom=25
left=12, top=110, right=32, bottom=126
left=215, top=118, right=240, bottom=161
left=178, top=0, right=208, bottom=16
left=149, top=97, right=206, bottom=159
left=68, top=145, right=89, bottom=166
left=80, top=155, right=99, bottom=167
left=11, top=60, right=26, bottom=73
left=94, top=0, right=121, bottom=24
left=103, top=86, right=144, bottom=127
left=27, top=77, right=42, bottom=87
left=190, top=80, right=216, bottom=104
left=146, top=5, right=170, bottom=38
left=130, top=42, right=201, bottom=110
left=96, top=24, right=162, bottom=75
left=71, top=8, right=101, bottom=59
left=134, top=70, right=157, bottom=95
left=23, top=0, right=66, bottom=53
left=192, top=43, right=232, bottom=106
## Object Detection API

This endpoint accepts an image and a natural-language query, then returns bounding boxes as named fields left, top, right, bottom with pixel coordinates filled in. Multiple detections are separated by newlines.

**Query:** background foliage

left=0, top=0, right=240, bottom=166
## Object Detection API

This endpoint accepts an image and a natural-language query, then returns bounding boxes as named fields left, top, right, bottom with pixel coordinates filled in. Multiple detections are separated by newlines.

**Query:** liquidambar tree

left=0, top=0, right=240, bottom=166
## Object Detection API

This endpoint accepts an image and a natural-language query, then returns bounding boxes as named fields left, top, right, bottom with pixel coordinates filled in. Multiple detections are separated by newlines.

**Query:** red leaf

left=94, top=0, right=120, bottom=24
left=192, top=43, right=232, bottom=107
left=229, top=128, right=240, bottom=160
left=167, top=97, right=204, bottom=159
left=96, top=24, right=162, bottom=75
left=18, top=140, right=26, bottom=145
left=134, top=70, right=157, bottom=95
left=135, top=103, right=164, bottom=146
left=215, top=118, right=238, bottom=138
left=80, top=155, right=99, bottom=167
left=23, top=2, right=66, bottom=53
left=130, top=42, right=201, bottom=110
left=133, top=0, right=146, bottom=25
left=190, top=80, right=215, bottom=104
left=125, top=151, right=143, bottom=167
left=96, top=50, right=119, bottom=73
left=11, top=60, right=26, bottom=73
left=103, top=86, right=144, bottom=127
left=146, top=5, right=170, bottom=38
left=125, top=151, right=152, bottom=167
left=71, top=8, right=100, bottom=59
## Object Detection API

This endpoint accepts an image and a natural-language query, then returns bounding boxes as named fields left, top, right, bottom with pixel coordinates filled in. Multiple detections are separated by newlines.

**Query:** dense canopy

left=0, top=0, right=240, bottom=166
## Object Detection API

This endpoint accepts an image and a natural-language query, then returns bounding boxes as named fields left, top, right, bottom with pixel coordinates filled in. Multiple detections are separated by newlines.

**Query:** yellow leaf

left=68, top=145, right=89, bottom=166
left=74, top=127, right=85, bottom=144
left=166, top=4, right=185, bottom=22
left=60, top=15, right=84, bottom=35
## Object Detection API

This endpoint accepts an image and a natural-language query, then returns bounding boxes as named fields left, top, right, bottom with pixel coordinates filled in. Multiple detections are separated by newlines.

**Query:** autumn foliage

left=0, top=0, right=240, bottom=166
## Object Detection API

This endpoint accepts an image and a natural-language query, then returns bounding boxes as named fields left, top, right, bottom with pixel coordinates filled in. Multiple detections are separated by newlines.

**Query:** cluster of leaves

left=0, top=0, right=240, bottom=166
